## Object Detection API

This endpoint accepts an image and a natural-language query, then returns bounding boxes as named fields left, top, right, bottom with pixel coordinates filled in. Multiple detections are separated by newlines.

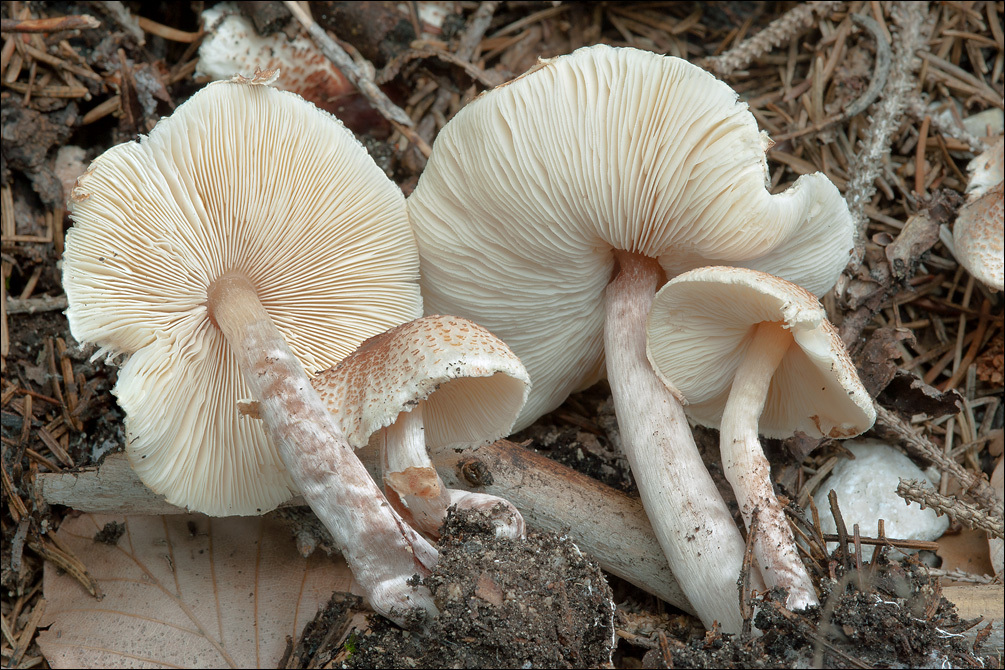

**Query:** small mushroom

left=646, top=266, right=876, bottom=609
left=196, top=4, right=383, bottom=135
left=62, top=72, right=435, bottom=625
left=408, top=45, right=854, bottom=631
left=311, top=315, right=531, bottom=539
left=954, top=137, right=1004, bottom=291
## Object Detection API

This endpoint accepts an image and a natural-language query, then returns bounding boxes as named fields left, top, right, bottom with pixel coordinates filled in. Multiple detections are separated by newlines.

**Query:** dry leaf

left=38, top=513, right=356, bottom=669
left=936, top=527, right=995, bottom=580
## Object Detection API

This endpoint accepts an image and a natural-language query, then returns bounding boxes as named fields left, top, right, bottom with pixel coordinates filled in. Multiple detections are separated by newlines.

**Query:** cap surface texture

left=313, top=315, right=530, bottom=450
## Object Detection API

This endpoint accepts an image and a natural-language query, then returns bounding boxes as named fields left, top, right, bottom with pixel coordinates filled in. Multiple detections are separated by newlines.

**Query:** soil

left=2, top=1, right=1003, bottom=669
left=642, top=559, right=982, bottom=669
left=288, top=507, right=616, bottom=669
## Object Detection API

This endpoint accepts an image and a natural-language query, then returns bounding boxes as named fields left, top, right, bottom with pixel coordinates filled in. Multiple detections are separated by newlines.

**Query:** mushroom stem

left=381, top=401, right=525, bottom=539
left=604, top=251, right=760, bottom=633
left=206, top=272, right=438, bottom=625
left=720, top=320, right=819, bottom=610
left=383, top=402, right=442, bottom=499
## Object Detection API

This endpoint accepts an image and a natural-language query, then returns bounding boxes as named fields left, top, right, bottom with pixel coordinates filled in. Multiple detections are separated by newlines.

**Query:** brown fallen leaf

left=936, top=527, right=995, bottom=581
left=37, top=513, right=357, bottom=669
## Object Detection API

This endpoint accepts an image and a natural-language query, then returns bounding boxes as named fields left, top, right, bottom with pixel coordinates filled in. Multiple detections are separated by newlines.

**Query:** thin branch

left=897, top=478, right=1004, bottom=538
left=874, top=404, right=1002, bottom=517
left=0, top=15, right=100, bottom=32
left=281, top=0, right=431, bottom=156
left=845, top=2, right=931, bottom=269
left=702, top=1, right=843, bottom=77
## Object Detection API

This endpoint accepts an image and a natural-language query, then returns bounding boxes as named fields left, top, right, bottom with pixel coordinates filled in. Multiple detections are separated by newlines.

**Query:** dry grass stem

left=845, top=2, right=931, bottom=268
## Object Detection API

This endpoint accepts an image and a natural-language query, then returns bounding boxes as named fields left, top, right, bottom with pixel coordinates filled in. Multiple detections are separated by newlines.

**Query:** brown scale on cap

left=313, top=315, right=530, bottom=539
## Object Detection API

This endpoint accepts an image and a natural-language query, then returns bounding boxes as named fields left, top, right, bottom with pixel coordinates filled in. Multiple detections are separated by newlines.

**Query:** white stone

left=813, top=439, right=950, bottom=561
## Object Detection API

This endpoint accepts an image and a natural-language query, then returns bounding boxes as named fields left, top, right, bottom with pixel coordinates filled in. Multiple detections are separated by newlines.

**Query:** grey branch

left=875, top=404, right=1003, bottom=517
left=897, top=478, right=1004, bottom=538
left=282, top=1, right=412, bottom=128
left=845, top=2, right=931, bottom=268
left=39, top=441, right=691, bottom=615
left=702, top=1, right=843, bottom=77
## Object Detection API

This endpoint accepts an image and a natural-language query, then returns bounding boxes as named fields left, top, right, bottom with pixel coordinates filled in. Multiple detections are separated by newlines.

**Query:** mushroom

left=407, top=45, right=854, bottom=631
left=62, top=71, right=436, bottom=624
left=953, top=137, right=1004, bottom=291
left=196, top=3, right=383, bottom=135
left=646, top=266, right=876, bottom=609
left=310, top=315, right=531, bottom=539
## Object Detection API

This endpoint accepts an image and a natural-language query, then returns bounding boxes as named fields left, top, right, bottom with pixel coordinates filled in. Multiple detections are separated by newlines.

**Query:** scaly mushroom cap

left=965, top=137, right=1004, bottom=200
left=646, top=266, right=875, bottom=439
left=313, top=315, right=530, bottom=450
left=63, top=74, right=421, bottom=515
left=954, top=138, right=1004, bottom=291
left=198, top=5, right=351, bottom=101
left=408, top=45, right=853, bottom=430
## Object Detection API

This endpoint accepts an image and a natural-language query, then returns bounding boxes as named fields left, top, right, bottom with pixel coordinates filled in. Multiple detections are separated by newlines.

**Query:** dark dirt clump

left=290, top=506, right=616, bottom=669
left=640, top=558, right=992, bottom=669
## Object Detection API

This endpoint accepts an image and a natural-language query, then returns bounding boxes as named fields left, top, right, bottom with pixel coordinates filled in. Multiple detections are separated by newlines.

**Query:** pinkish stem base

left=382, top=402, right=525, bottom=539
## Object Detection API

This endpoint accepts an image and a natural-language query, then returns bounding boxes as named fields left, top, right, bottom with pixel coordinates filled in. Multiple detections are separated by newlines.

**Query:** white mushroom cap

left=312, top=315, right=530, bottom=450
left=409, top=45, right=854, bottom=429
left=63, top=75, right=421, bottom=515
left=954, top=138, right=1004, bottom=291
left=646, top=266, right=875, bottom=439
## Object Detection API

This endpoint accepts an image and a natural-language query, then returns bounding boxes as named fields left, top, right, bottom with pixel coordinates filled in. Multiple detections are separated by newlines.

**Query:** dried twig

left=0, top=15, right=100, bottom=33
left=920, top=567, right=996, bottom=584
left=844, top=14, right=892, bottom=118
left=702, top=1, right=843, bottom=77
left=85, top=0, right=144, bottom=46
left=905, top=93, right=986, bottom=152
left=5, top=294, right=68, bottom=315
left=874, top=404, right=1003, bottom=516
left=845, top=2, right=931, bottom=269
left=820, top=533, right=940, bottom=551
left=897, top=478, right=1004, bottom=538
left=411, top=1, right=501, bottom=162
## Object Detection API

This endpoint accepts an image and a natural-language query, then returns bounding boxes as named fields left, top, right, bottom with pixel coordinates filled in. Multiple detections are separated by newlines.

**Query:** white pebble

left=813, top=439, right=949, bottom=561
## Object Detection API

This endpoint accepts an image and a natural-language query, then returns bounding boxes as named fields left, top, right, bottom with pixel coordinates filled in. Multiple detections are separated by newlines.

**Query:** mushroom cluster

left=647, top=267, right=875, bottom=609
left=407, top=44, right=870, bottom=631
left=64, top=43, right=881, bottom=635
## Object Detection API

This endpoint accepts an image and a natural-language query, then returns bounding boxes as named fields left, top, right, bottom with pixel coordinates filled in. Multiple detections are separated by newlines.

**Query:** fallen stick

left=38, top=439, right=691, bottom=614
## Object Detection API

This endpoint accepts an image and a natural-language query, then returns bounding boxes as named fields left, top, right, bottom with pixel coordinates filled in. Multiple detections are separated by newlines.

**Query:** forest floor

left=2, top=1, right=1003, bottom=668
